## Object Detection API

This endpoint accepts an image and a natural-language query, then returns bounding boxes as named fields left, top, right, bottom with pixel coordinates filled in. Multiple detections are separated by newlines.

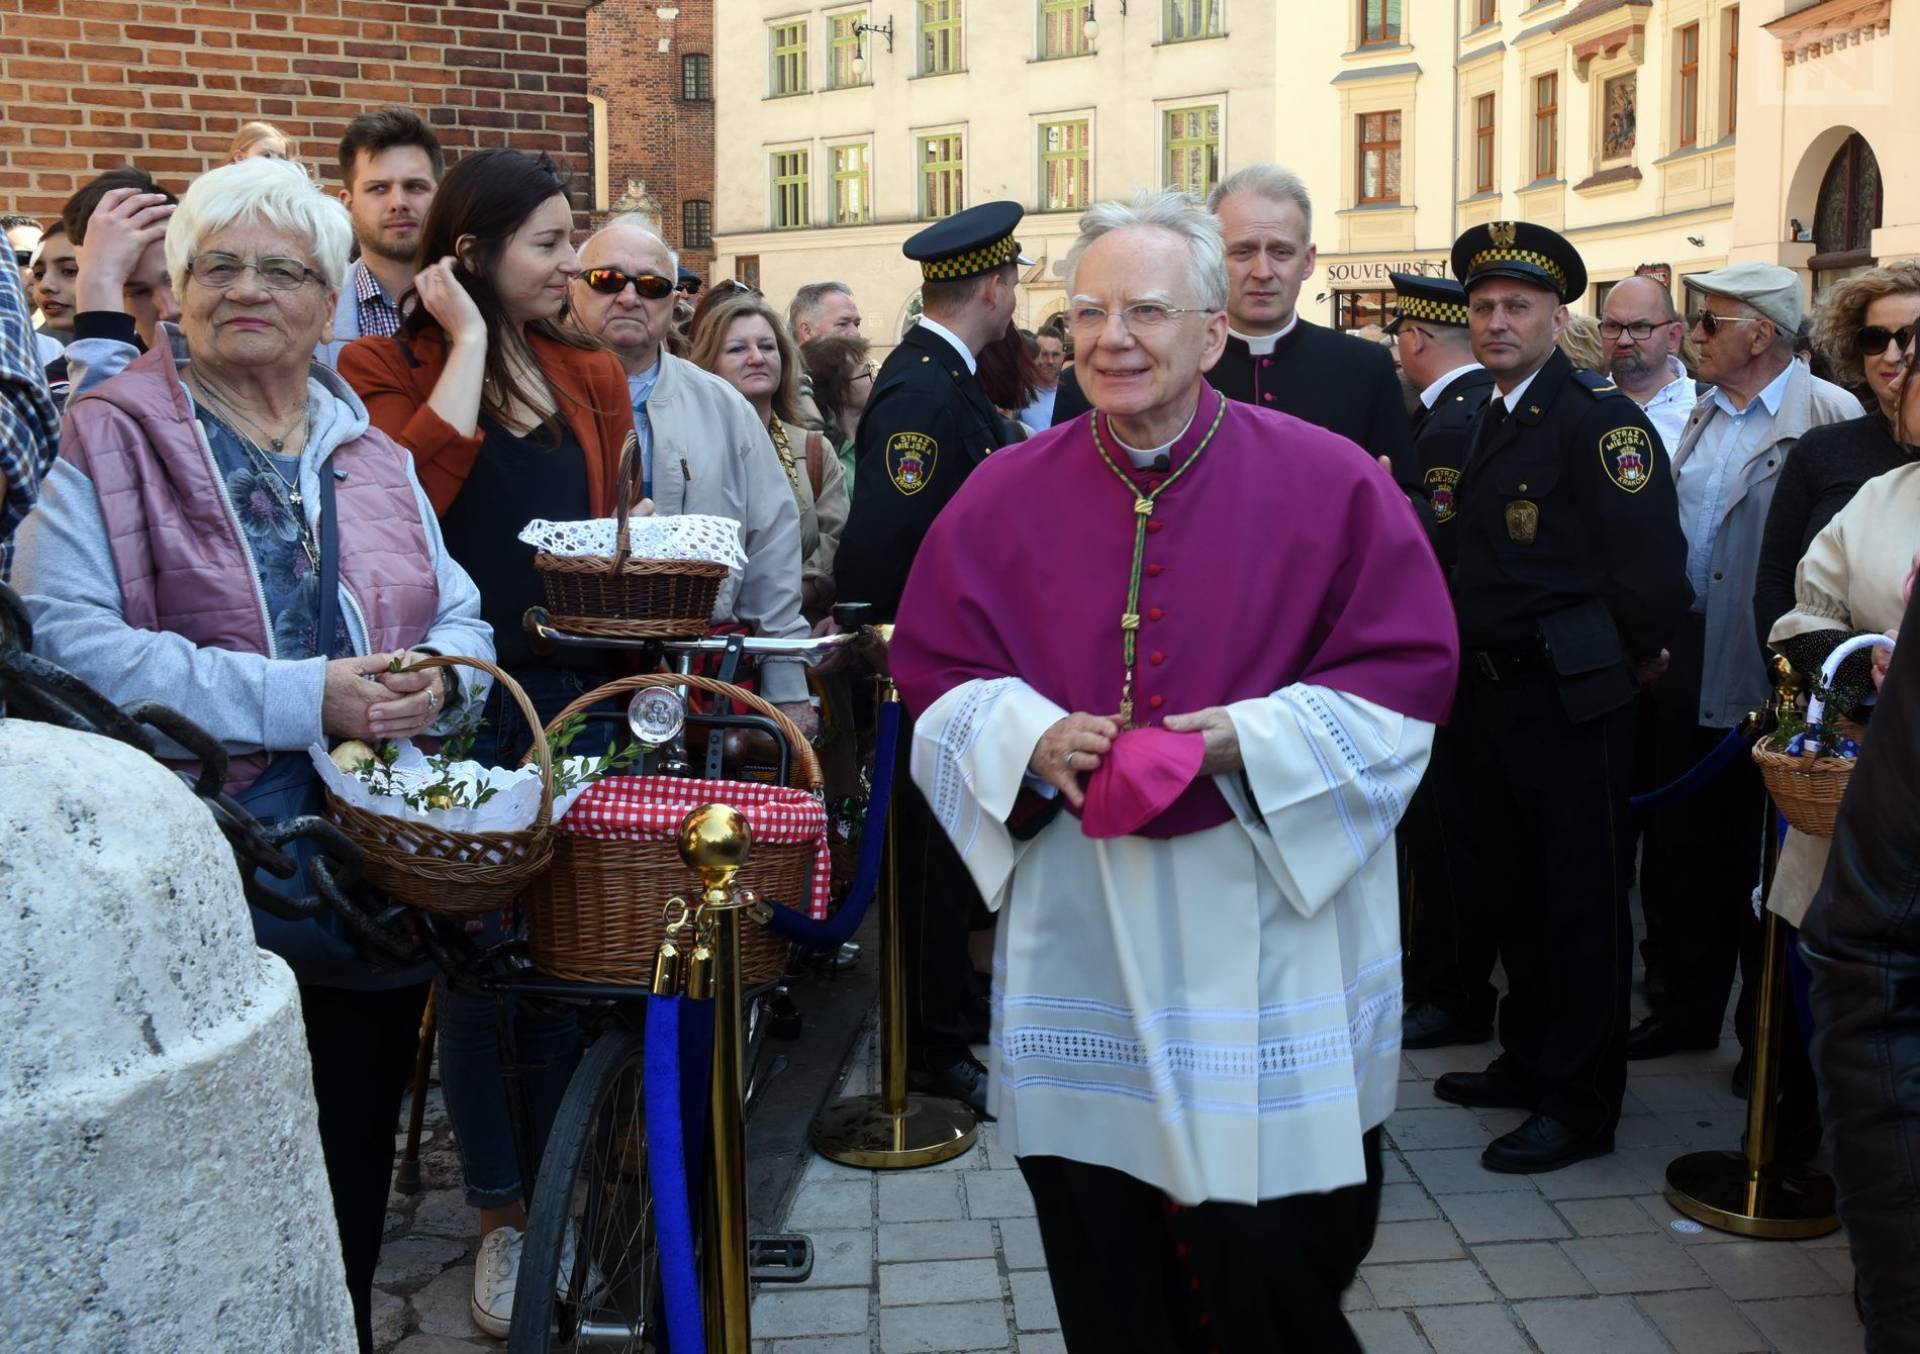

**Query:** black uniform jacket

left=833, top=322, right=1014, bottom=621
left=1451, top=349, right=1692, bottom=722
left=1413, top=365, right=1496, bottom=569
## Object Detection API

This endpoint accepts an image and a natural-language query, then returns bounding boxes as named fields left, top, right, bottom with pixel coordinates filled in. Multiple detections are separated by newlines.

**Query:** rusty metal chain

left=0, top=580, right=424, bottom=967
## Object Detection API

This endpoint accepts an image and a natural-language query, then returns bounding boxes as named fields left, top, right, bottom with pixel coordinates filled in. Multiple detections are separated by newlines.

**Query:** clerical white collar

left=1229, top=313, right=1299, bottom=356
left=1499, top=363, right=1547, bottom=414
left=1421, top=361, right=1485, bottom=410
left=1111, top=406, right=1199, bottom=469
left=915, top=316, right=977, bottom=374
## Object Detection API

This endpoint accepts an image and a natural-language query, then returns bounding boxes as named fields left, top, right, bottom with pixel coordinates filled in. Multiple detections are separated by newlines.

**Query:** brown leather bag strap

left=805, top=430, right=825, bottom=500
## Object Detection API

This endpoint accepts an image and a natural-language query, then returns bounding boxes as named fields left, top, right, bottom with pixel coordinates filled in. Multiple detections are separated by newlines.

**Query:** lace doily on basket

left=518, top=513, right=746, bottom=570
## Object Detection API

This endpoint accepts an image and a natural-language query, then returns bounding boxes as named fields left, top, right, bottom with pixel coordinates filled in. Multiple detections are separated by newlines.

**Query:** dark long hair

left=976, top=320, right=1040, bottom=415
left=402, top=148, right=596, bottom=441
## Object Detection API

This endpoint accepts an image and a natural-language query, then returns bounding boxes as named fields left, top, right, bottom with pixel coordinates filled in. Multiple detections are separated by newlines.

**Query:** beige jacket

left=1765, top=461, right=1920, bottom=924
left=772, top=416, right=849, bottom=596
left=641, top=353, right=810, bottom=703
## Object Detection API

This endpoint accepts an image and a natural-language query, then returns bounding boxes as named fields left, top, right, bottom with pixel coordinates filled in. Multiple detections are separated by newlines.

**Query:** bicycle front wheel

left=509, top=1023, right=660, bottom=1353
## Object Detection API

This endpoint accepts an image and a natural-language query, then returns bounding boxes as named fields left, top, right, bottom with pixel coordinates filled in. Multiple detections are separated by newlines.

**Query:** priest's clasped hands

left=1032, top=708, right=1245, bottom=810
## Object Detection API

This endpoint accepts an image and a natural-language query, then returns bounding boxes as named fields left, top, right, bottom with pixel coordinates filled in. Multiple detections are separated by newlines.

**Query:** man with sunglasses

left=1600, top=275, right=1699, bottom=455
left=1631, top=262, right=1862, bottom=1089
left=568, top=217, right=815, bottom=732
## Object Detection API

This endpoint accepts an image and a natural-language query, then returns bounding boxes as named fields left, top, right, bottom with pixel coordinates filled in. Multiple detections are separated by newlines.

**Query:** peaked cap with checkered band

left=1450, top=220, right=1587, bottom=304
left=1386, top=271, right=1471, bottom=334
left=905, top=200, right=1031, bottom=282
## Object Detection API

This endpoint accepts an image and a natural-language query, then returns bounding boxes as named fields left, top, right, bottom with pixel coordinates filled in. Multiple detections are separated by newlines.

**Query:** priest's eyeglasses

left=1066, top=302, right=1209, bottom=337
left=185, top=253, right=324, bottom=291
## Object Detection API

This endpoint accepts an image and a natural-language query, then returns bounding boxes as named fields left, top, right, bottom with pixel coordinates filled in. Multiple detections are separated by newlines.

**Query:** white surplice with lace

left=913, top=676, right=1432, bottom=1205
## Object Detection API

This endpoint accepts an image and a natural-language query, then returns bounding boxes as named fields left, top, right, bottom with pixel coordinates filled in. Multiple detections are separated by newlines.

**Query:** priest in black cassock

left=1050, top=165, right=1417, bottom=493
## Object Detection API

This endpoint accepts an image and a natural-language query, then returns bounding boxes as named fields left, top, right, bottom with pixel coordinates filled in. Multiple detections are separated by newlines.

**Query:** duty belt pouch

left=1538, top=601, right=1635, bottom=724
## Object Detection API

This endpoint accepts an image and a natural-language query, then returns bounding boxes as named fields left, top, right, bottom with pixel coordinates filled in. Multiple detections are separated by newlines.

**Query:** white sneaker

left=554, top=1220, right=607, bottom=1302
left=470, top=1225, right=522, bottom=1338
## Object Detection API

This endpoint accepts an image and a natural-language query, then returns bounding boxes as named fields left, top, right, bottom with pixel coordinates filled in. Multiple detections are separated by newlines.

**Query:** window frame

left=1358, top=0, right=1401, bottom=47
left=1162, top=103, right=1222, bottom=200
left=1164, top=0, right=1223, bottom=42
left=769, top=19, right=810, bottom=97
left=917, top=131, right=966, bottom=220
left=828, top=141, right=872, bottom=225
left=1473, top=92, right=1496, bottom=194
left=1473, top=0, right=1494, bottom=27
left=1038, top=117, right=1092, bottom=213
left=1356, top=109, right=1402, bottom=205
left=826, top=8, right=866, bottom=89
left=1533, top=71, right=1558, bottom=180
left=919, top=0, right=964, bottom=75
left=1039, top=0, right=1093, bottom=60
left=1677, top=22, right=1700, bottom=148
left=770, top=147, right=811, bottom=229
left=1724, top=5, right=1739, bottom=137
left=682, top=199, right=712, bottom=250
left=681, top=52, right=712, bottom=102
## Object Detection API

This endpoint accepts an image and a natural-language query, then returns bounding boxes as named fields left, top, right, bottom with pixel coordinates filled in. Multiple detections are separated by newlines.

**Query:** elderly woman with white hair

left=10, top=155, right=491, bottom=1354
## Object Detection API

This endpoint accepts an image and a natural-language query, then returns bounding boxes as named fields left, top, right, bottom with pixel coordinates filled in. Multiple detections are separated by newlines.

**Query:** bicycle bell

left=626, top=687, right=686, bottom=748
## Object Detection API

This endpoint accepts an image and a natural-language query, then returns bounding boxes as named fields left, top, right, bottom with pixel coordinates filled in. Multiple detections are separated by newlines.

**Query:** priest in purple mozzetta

left=890, top=190, right=1460, bottom=1352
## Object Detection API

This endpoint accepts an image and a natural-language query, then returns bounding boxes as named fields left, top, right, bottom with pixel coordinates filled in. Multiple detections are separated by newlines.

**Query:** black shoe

left=909, top=1049, right=994, bottom=1120
left=1402, top=1002, right=1493, bottom=1050
left=1433, top=1063, right=1540, bottom=1111
left=1625, top=1015, right=1721, bottom=1061
left=1481, top=1114, right=1614, bottom=1174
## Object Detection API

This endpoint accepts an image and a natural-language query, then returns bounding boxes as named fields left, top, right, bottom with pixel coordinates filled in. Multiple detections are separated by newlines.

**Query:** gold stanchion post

left=810, top=674, right=979, bottom=1170
left=1663, top=669, right=1839, bottom=1239
left=680, top=804, right=755, bottom=1352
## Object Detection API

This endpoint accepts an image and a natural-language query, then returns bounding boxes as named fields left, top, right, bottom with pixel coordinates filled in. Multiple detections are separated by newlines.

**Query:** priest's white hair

left=1064, top=190, right=1228, bottom=313
left=166, top=157, right=353, bottom=296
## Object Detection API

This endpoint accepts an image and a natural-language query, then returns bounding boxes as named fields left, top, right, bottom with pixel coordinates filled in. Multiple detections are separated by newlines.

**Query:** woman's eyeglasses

left=580, top=267, right=675, bottom=299
left=1689, top=309, right=1764, bottom=339
left=185, top=253, right=324, bottom=291
left=852, top=361, right=877, bottom=383
left=1854, top=324, right=1917, bottom=358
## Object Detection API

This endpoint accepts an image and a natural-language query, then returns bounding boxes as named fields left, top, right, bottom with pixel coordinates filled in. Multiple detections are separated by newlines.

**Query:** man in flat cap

left=1631, top=262, right=1860, bottom=1120
left=1436, top=221, right=1691, bottom=1173
left=835, top=200, right=1027, bottom=1113
left=1386, top=270, right=1499, bottom=1051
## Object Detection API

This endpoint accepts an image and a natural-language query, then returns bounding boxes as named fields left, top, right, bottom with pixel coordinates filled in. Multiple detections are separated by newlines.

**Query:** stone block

left=1342, top=1309, right=1429, bottom=1353
left=877, top=1172, right=965, bottom=1223
left=879, top=1220, right=996, bottom=1264
left=786, top=1179, right=875, bottom=1231
left=1554, top=1197, right=1658, bottom=1237
left=1366, top=1220, right=1468, bottom=1263
left=1414, top=1302, right=1531, bottom=1353
left=799, top=1229, right=874, bottom=1290
left=1009, top=1270, right=1059, bottom=1331
left=1360, top=1260, right=1497, bottom=1307
left=963, top=1170, right=1038, bottom=1218
left=1736, top=1295, right=1868, bottom=1354
left=1401, top=1148, right=1539, bottom=1195
left=752, top=1287, right=872, bottom=1339
left=1558, top=1235, right=1709, bottom=1293
left=877, top=1258, right=1002, bottom=1307
left=1531, top=1155, right=1658, bottom=1201
left=1019, top=1335, right=1068, bottom=1354
left=374, top=1236, right=471, bottom=1293
left=1635, top=1290, right=1768, bottom=1353
left=1472, top=1242, right=1593, bottom=1300
left=761, top=1338, right=873, bottom=1354
left=1436, top=1192, right=1571, bottom=1243
left=1378, top=1182, right=1441, bottom=1222
left=878, top=1299, right=1010, bottom=1353
left=1513, top=1296, right=1671, bottom=1354
left=408, top=1265, right=477, bottom=1340
left=1386, top=1108, right=1495, bottom=1151
left=997, top=1217, right=1048, bottom=1270
left=1689, top=1241, right=1851, bottom=1301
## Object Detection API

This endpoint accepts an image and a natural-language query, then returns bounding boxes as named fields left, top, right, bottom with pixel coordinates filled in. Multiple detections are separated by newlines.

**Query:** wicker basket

left=522, top=674, right=824, bottom=987
left=324, top=655, right=554, bottom=916
left=1753, top=634, right=1895, bottom=838
left=531, top=439, right=728, bottom=638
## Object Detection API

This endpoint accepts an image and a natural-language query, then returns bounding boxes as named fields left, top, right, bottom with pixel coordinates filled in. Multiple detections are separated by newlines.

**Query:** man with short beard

left=1601, top=275, right=1698, bottom=454
left=324, top=108, right=443, bottom=365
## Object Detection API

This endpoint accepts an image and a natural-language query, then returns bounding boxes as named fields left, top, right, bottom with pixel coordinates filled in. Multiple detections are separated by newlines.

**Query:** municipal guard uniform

left=1386, top=273, right=1499, bottom=1048
left=1436, top=222, right=1691, bottom=1172
left=834, top=202, right=1027, bottom=1114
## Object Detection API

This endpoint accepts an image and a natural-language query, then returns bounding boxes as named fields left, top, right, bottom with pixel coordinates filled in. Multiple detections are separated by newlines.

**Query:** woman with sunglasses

left=1755, top=262, right=1920, bottom=642
left=338, top=148, right=640, bottom=1340
left=691, top=291, right=848, bottom=621
left=800, top=333, right=874, bottom=495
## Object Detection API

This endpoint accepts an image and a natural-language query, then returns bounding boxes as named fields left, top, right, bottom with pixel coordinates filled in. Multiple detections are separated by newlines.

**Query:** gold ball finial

left=678, top=802, right=752, bottom=892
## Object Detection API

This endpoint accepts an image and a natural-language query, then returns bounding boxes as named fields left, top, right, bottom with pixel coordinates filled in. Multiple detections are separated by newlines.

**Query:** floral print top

left=198, top=406, right=355, bottom=661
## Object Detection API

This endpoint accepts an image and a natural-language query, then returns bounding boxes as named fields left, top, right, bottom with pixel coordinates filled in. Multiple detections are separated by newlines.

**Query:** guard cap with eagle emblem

left=904, top=200, right=1033, bottom=283
left=1450, top=220, right=1587, bottom=304
left=1386, top=271, right=1472, bottom=334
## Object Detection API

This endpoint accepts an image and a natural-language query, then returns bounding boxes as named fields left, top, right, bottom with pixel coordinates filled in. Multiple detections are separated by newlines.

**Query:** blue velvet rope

left=759, top=697, right=901, bottom=946
left=644, top=992, right=705, bottom=1354
left=1628, top=727, right=1752, bottom=815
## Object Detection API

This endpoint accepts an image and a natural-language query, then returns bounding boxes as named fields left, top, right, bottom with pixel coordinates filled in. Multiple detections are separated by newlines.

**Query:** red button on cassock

left=1262, top=392, right=1275, bottom=402
left=1150, top=651, right=1165, bottom=665
left=1147, top=563, right=1165, bottom=576
left=1149, top=694, right=1165, bottom=710
left=1147, top=520, right=1165, bottom=534
left=1148, top=607, right=1164, bottom=621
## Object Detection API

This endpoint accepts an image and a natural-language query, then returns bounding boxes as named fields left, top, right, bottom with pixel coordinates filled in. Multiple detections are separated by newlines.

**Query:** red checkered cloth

left=559, top=774, right=832, bottom=919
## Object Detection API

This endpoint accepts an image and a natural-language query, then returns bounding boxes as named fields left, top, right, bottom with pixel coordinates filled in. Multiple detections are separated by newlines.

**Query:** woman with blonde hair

left=1557, top=312, right=1608, bottom=374
left=1754, top=260, right=1920, bottom=641
left=691, top=291, right=848, bottom=617
left=228, top=120, right=296, bottom=164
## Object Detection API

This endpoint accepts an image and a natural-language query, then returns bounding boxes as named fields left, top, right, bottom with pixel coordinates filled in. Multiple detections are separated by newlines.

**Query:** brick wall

left=0, top=0, right=594, bottom=223
left=587, top=0, right=714, bottom=281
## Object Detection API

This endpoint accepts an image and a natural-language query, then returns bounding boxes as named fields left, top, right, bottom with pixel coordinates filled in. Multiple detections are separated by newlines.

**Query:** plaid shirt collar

left=354, top=261, right=401, bottom=339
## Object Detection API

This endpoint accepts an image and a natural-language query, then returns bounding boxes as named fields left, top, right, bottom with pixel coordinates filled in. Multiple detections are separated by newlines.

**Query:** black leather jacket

left=1803, top=583, right=1920, bottom=1352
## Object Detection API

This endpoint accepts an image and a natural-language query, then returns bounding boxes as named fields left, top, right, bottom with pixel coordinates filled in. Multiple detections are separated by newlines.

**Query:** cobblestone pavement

left=373, top=989, right=1868, bottom=1354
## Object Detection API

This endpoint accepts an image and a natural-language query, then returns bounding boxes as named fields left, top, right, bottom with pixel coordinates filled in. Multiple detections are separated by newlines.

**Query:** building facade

left=0, top=0, right=594, bottom=219
left=713, top=0, right=1914, bottom=354
left=586, top=0, right=718, bottom=279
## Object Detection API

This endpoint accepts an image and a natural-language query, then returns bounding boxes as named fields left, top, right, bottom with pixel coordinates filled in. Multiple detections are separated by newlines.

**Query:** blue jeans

left=437, top=666, right=620, bottom=1208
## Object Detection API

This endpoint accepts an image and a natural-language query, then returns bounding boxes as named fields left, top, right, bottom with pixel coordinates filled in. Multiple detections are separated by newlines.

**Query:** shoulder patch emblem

left=1423, top=465, right=1460, bottom=523
left=886, top=430, right=939, bottom=495
left=1600, top=425, right=1654, bottom=493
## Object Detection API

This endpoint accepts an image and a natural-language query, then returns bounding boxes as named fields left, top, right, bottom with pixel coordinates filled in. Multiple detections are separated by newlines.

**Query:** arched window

left=1811, top=133, right=1883, bottom=292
